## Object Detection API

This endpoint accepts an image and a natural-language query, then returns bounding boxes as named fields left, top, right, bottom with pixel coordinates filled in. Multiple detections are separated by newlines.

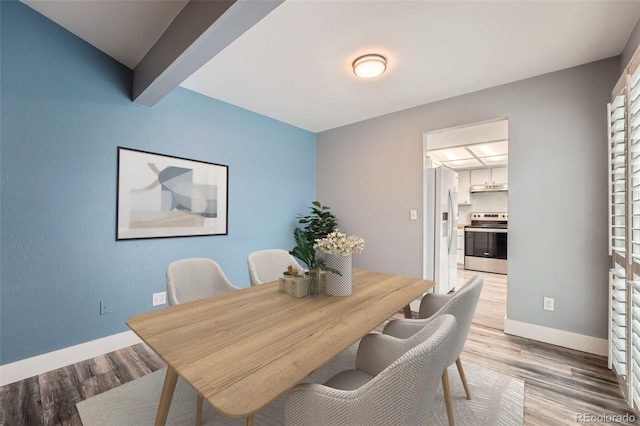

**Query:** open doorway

left=422, top=118, right=508, bottom=331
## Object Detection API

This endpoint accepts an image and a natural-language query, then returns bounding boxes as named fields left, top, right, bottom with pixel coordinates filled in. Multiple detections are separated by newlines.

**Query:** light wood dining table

left=126, top=268, right=435, bottom=426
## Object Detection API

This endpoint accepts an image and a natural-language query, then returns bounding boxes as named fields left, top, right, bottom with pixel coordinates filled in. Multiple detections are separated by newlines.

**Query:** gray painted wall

left=317, top=57, right=619, bottom=339
left=621, top=17, right=640, bottom=72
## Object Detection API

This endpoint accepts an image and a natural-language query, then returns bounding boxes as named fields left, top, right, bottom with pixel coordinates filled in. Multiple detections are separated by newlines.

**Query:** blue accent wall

left=0, top=1, right=316, bottom=364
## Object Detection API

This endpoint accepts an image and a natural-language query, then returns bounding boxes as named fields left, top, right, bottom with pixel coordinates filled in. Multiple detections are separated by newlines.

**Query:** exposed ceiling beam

left=133, top=0, right=283, bottom=107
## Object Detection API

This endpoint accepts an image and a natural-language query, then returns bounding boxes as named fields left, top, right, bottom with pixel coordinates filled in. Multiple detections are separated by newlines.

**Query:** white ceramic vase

left=324, top=253, right=352, bottom=296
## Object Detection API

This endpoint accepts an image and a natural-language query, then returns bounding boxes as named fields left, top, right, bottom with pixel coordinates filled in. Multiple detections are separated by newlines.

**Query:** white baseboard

left=504, top=318, right=608, bottom=356
left=0, top=331, right=142, bottom=387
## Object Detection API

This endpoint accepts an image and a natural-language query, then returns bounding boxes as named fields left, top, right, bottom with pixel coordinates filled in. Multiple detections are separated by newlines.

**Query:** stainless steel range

left=464, top=212, right=508, bottom=274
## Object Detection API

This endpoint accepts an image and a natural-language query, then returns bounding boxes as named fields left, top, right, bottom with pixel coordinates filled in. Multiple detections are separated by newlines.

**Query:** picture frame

left=116, top=147, right=228, bottom=240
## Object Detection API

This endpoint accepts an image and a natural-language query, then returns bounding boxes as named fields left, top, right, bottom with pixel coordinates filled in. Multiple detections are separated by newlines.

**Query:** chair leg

left=442, top=368, right=455, bottom=426
left=196, top=395, right=203, bottom=426
left=455, top=357, right=472, bottom=400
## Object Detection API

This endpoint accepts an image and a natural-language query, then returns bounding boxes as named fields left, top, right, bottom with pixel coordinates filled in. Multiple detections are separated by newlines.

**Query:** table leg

left=155, top=366, right=179, bottom=426
left=244, top=414, right=255, bottom=426
left=403, top=304, right=413, bottom=319
left=196, top=395, right=203, bottom=426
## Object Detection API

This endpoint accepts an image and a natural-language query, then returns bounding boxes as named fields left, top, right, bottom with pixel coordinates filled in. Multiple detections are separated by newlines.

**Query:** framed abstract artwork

left=116, top=147, right=228, bottom=240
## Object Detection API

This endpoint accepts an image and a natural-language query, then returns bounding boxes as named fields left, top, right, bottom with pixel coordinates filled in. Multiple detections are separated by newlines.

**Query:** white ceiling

left=20, top=0, right=640, bottom=133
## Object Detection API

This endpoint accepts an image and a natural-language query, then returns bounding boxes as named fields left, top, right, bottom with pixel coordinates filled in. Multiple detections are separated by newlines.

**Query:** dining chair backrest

left=247, top=249, right=304, bottom=286
left=166, top=258, right=238, bottom=306
left=355, top=314, right=454, bottom=377
left=381, top=275, right=483, bottom=426
left=385, top=276, right=483, bottom=352
left=284, top=314, right=457, bottom=425
left=420, top=275, right=483, bottom=366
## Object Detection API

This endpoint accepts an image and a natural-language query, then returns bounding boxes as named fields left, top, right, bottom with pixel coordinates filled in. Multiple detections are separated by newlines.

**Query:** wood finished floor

left=0, top=269, right=637, bottom=425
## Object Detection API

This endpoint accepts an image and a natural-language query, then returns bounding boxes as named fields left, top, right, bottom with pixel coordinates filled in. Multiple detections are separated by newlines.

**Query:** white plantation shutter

left=630, top=67, right=640, bottom=263
left=611, top=267, right=627, bottom=379
left=608, top=60, right=640, bottom=410
left=628, top=63, right=640, bottom=409
left=630, top=281, right=640, bottom=406
left=609, top=70, right=631, bottom=404
left=611, top=93, right=627, bottom=257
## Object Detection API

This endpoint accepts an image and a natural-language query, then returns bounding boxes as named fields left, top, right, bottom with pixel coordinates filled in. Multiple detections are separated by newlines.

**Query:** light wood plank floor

left=0, top=269, right=637, bottom=425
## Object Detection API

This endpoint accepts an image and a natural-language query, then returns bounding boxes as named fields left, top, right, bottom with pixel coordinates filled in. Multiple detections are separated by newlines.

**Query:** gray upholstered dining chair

left=166, top=257, right=240, bottom=306
left=284, top=314, right=457, bottom=426
left=247, top=248, right=304, bottom=286
left=383, top=275, right=483, bottom=426
left=166, top=257, right=240, bottom=425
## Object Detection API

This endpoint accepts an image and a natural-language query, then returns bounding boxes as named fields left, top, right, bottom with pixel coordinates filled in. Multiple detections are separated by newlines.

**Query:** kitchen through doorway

left=423, top=117, right=508, bottom=331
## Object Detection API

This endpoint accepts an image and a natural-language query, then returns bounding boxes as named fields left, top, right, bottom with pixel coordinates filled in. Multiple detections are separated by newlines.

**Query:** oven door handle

left=464, top=227, right=508, bottom=233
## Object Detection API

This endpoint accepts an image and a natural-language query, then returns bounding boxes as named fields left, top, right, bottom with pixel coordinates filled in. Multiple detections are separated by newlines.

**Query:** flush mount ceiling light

left=352, top=54, right=387, bottom=78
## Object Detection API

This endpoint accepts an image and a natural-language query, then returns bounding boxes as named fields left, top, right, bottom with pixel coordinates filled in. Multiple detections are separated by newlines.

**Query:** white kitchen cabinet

left=470, top=167, right=508, bottom=185
left=491, top=167, right=508, bottom=184
left=457, top=170, right=471, bottom=205
left=470, top=168, right=491, bottom=185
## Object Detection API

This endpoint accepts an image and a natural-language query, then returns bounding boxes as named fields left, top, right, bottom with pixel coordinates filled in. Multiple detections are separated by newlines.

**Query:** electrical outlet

left=153, top=291, right=167, bottom=306
left=410, top=209, right=418, bottom=221
left=100, top=300, right=111, bottom=315
left=543, top=297, right=554, bottom=311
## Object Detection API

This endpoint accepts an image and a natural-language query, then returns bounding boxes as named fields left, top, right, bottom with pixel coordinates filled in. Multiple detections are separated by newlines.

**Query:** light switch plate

left=410, top=209, right=417, bottom=220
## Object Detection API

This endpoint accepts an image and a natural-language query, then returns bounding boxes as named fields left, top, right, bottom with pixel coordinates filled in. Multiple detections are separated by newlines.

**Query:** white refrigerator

left=424, top=166, right=458, bottom=294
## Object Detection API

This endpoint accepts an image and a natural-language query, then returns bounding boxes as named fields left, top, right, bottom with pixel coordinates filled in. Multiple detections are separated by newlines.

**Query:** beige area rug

left=77, top=345, right=524, bottom=425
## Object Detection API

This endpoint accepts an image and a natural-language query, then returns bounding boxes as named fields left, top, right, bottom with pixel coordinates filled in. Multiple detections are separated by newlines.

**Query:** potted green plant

left=290, top=227, right=317, bottom=272
left=289, top=228, right=327, bottom=297
left=290, top=201, right=339, bottom=296
left=296, top=201, right=338, bottom=250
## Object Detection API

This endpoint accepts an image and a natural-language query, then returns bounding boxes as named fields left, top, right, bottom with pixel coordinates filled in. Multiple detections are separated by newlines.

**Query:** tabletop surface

left=126, top=268, right=435, bottom=418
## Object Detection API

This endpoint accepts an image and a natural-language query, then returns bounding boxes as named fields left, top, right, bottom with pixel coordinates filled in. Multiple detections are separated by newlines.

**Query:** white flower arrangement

left=314, top=230, right=365, bottom=257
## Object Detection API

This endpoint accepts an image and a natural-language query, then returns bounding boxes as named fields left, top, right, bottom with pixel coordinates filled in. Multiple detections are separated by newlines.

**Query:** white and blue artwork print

left=117, top=147, right=228, bottom=240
